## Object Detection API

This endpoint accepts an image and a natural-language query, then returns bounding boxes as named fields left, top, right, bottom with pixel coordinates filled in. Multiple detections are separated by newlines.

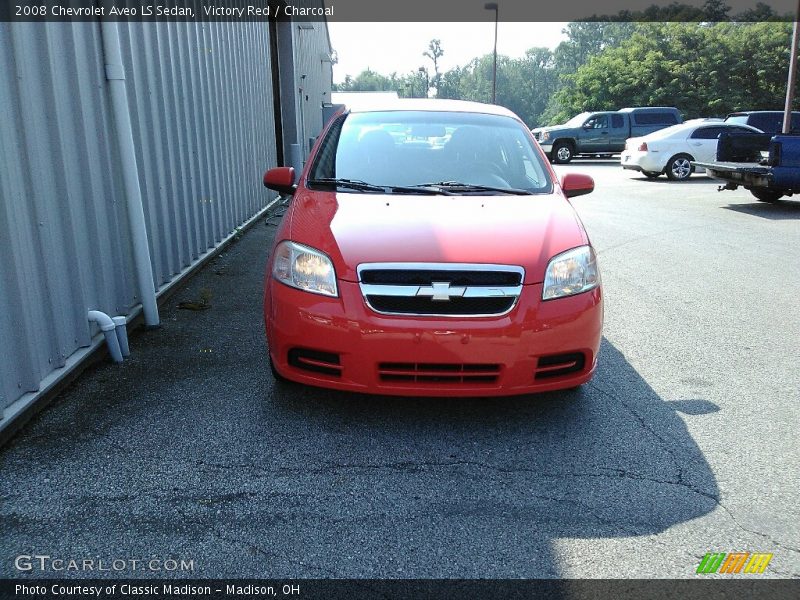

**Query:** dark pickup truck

left=693, top=132, right=799, bottom=202
left=532, top=107, right=682, bottom=164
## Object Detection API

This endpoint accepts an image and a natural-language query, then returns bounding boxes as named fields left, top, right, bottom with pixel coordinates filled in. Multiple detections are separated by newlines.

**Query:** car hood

left=539, top=125, right=571, bottom=135
left=286, top=190, right=588, bottom=284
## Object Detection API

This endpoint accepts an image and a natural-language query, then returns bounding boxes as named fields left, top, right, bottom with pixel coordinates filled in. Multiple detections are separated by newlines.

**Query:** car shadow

left=722, top=200, right=800, bottom=220
left=630, top=175, right=714, bottom=184
left=554, top=158, right=620, bottom=168
left=267, top=337, right=720, bottom=577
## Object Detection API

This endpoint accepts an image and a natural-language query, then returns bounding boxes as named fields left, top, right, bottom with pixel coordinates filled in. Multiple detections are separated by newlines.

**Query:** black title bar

left=1, top=0, right=798, bottom=22
left=2, top=579, right=799, bottom=600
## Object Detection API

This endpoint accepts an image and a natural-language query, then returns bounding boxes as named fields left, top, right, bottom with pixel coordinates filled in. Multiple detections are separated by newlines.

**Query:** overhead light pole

left=418, top=66, right=429, bottom=98
left=783, top=1, right=800, bottom=133
left=485, top=2, right=498, bottom=104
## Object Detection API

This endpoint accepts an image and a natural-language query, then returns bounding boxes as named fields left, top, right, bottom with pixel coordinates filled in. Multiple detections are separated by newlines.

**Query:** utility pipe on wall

left=99, top=20, right=160, bottom=327
left=88, top=311, right=124, bottom=363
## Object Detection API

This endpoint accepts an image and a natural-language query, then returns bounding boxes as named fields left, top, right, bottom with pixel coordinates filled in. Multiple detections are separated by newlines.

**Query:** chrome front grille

left=357, top=263, right=524, bottom=317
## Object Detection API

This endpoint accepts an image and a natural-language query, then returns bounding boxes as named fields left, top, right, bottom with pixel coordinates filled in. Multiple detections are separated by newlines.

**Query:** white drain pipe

left=100, top=20, right=160, bottom=328
left=112, top=316, right=130, bottom=357
left=88, top=311, right=124, bottom=363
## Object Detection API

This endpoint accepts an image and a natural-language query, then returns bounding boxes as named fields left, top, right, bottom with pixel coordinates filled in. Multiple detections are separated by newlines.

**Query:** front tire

left=551, top=141, right=574, bottom=164
left=666, top=155, right=694, bottom=181
left=751, top=189, right=783, bottom=203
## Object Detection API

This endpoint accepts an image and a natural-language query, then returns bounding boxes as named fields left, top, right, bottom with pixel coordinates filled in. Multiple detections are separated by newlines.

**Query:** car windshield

left=309, top=110, right=553, bottom=194
left=724, top=115, right=749, bottom=125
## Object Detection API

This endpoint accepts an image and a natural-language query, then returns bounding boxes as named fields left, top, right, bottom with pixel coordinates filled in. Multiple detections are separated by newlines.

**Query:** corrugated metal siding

left=0, top=22, right=133, bottom=409
left=118, top=20, right=277, bottom=289
left=0, top=18, right=330, bottom=415
left=294, top=20, right=334, bottom=155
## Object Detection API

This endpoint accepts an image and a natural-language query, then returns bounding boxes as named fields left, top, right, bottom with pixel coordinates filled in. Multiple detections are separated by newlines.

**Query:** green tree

left=546, top=22, right=795, bottom=123
left=332, top=69, right=416, bottom=96
left=424, top=39, right=445, bottom=96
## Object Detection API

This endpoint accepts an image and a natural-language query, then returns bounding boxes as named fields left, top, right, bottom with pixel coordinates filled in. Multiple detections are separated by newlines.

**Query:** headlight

left=542, top=246, right=599, bottom=300
left=272, top=241, right=338, bottom=297
left=541, top=131, right=550, bottom=141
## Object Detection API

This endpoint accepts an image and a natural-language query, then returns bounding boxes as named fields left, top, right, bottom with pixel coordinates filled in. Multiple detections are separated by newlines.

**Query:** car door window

left=611, top=114, right=624, bottom=129
left=584, top=115, right=608, bottom=129
left=751, top=114, right=781, bottom=132
left=690, top=127, right=726, bottom=140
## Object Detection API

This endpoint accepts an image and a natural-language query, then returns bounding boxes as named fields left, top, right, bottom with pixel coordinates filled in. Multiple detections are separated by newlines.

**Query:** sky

left=327, top=23, right=568, bottom=84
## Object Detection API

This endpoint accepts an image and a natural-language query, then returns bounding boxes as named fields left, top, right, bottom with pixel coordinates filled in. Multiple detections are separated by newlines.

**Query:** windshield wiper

left=308, top=178, right=452, bottom=196
left=413, top=181, right=534, bottom=195
left=307, top=178, right=387, bottom=193
left=388, top=184, right=454, bottom=196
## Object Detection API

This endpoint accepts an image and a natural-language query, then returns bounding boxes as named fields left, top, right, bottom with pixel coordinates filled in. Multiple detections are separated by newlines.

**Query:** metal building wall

left=275, top=0, right=334, bottom=163
left=0, top=21, right=135, bottom=412
left=294, top=21, right=335, bottom=155
left=116, top=21, right=278, bottom=289
left=0, top=18, right=327, bottom=422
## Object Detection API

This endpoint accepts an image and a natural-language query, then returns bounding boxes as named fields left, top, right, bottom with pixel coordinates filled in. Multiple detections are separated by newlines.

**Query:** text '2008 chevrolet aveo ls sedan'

left=262, top=99, right=602, bottom=396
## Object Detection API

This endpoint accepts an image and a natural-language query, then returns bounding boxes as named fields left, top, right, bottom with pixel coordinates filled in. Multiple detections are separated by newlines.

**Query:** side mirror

left=582, top=123, right=593, bottom=129
left=263, top=167, right=296, bottom=195
left=561, top=173, right=594, bottom=198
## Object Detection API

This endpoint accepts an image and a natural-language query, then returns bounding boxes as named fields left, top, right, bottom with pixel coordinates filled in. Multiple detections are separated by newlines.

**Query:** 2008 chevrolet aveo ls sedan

left=262, top=99, right=602, bottom=396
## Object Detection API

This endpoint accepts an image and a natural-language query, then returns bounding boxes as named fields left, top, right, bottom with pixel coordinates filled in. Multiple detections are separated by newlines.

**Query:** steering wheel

left=459, top=161, right=511, bottom=187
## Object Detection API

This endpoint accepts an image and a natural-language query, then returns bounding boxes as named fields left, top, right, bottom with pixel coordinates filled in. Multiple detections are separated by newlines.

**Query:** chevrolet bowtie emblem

left=417, top=281, right=467, bottom=301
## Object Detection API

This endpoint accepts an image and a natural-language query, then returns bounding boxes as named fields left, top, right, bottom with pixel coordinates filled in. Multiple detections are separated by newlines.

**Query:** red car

left=263, top=100, right=602, bottom=396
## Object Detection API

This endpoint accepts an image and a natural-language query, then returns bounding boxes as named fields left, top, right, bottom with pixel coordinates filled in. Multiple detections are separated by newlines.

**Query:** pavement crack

left=587, top=381, right=688, bottom=484
left=197, top=456, right=715, bottom=498
left=172, top=504, right=340, bottom=579
left=586, top=385, right=799, bottom=556
left=596, top=224, right=707, bottom=256
left=710, top=501, right=800, bottom=555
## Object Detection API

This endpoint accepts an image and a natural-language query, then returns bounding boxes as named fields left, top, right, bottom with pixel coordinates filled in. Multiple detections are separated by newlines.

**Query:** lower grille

left=288, top=348, right=342, bottom=377
left=534, top=352, right=585, bottom=380
left=366, top=295, right=515, bottom=316
left=378, top=362, right=501, bottom=384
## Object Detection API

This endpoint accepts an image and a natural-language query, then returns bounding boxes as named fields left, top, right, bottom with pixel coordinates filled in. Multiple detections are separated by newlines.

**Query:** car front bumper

left=264, top=279, right=603, bottom=397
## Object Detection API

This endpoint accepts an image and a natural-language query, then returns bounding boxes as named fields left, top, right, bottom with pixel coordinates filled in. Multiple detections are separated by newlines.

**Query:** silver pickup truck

left=532, top=107, right=682, bottom=164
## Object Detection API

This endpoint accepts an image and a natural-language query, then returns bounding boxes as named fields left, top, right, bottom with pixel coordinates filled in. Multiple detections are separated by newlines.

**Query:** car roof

left=726, top=110, right=800, bottom=116
left=639, top=120, right=762, bottom=140
left=345, top=98, right=519, bottom=119
left=618, top=106, right=679, bottom=112
left=685, top=117, right=723, bottom=122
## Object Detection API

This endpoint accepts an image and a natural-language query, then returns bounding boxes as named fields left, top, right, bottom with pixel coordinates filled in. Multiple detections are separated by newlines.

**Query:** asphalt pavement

left=1, top=161, right=798, bottom=580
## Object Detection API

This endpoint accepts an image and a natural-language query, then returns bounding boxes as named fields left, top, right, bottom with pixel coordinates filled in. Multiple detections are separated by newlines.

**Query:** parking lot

left=1, top=161, right=798, bottom=579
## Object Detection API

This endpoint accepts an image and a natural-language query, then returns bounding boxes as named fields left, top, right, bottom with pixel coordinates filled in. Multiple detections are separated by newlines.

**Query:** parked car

left=621, top=120, right=762, bottom=181
left=694, top=131, right=799, bottom=202
left=724, top=110, right=800, bottom=134
left=262, top=99, right=602, bottom=396
left=534, top=107, right=682, bottom=164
